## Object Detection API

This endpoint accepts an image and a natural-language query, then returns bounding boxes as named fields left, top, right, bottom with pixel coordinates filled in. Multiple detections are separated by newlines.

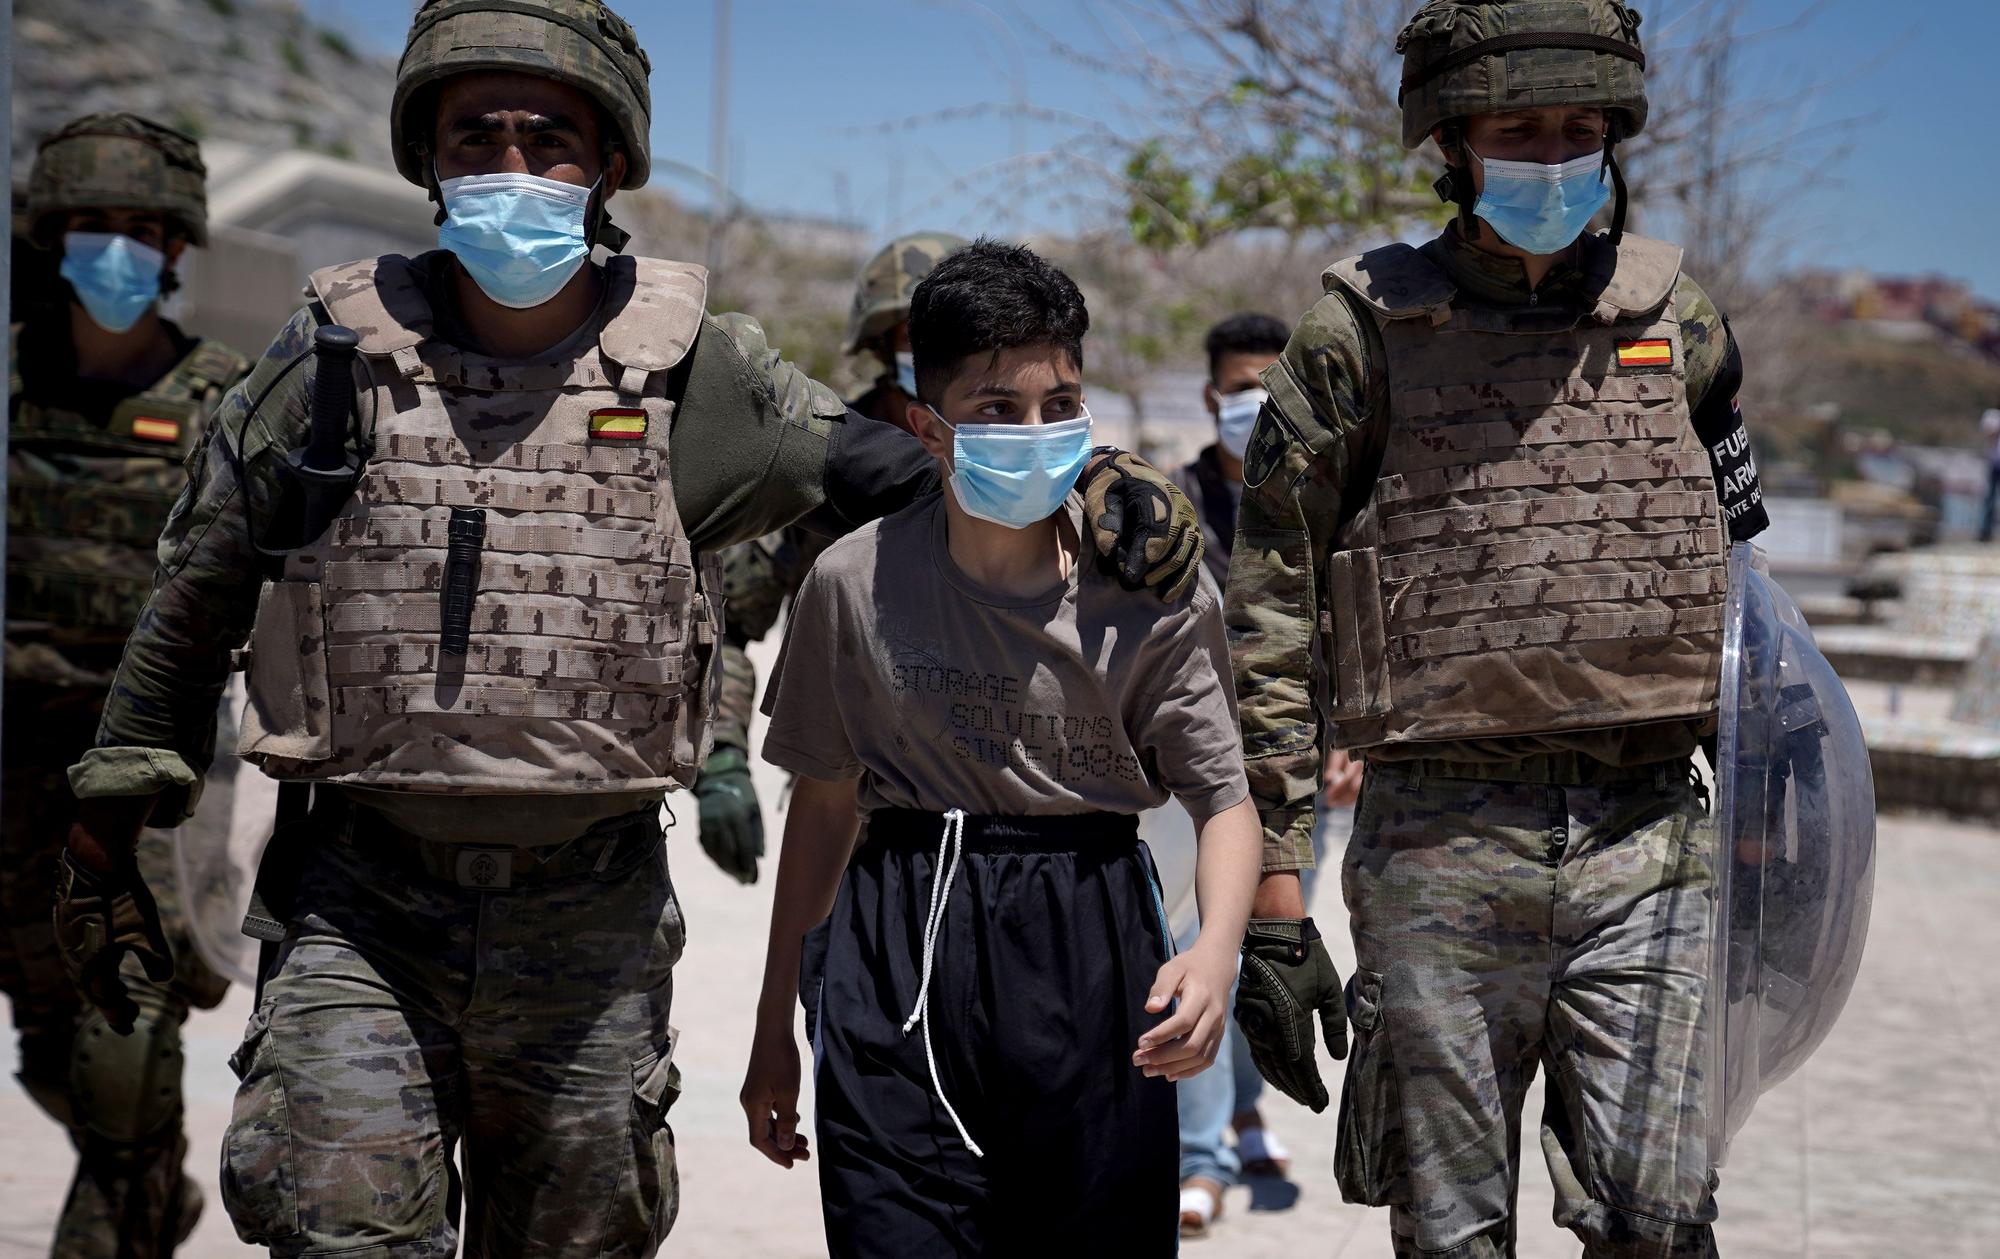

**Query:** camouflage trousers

left=222, top=811, right=684, bottom=1257
left=1336, top=757, right=1718, bottom=1259
left=2, top=677, right=226, bottom=1259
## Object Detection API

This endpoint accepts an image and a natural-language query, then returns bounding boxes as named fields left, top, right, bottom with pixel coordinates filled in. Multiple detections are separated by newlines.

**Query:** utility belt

left=864, top=806, right=1138, bottom=854
left=313, top=791, right=665, bottom=891
left=243, top=784, right=664, bottom=945
left=1375, top=752, right=1699, bottom=790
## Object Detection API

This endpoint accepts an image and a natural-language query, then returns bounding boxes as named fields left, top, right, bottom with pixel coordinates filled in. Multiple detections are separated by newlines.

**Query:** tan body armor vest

left=239, top=252, right=726, bottom=795
left=7, top=331, right=247, bottom=643
left=1321, top=235, right=1726, bottom=749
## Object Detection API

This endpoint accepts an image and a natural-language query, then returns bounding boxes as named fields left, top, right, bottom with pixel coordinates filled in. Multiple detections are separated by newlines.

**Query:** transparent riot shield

left=1707, top=543, right=1877, bottom=1164
left=171, top=675, right=276, bottom=987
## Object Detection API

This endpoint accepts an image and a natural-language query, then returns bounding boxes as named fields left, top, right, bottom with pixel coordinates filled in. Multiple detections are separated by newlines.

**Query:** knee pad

left=70, top=1002, right=184, bottom=1146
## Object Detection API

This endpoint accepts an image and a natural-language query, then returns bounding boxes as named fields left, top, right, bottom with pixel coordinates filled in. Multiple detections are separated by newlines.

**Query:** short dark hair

left=908, top=238, right=1088, bottom=404
left=1203, top=312, right=1290, bottom=379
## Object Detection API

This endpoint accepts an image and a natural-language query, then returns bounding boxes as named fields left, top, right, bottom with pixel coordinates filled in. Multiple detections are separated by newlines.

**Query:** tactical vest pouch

left=239, top=580, right=333, bottom=764
left=1328, top=548, right=1391, bottom=721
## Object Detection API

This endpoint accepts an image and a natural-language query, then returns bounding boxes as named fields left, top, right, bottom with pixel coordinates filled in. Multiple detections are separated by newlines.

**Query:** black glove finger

left=1319, top=996, right=1350, bottom=1063
left=1095, top=494, right=1129, bottom=566
left=1153, top=528, right=1199, bottom=604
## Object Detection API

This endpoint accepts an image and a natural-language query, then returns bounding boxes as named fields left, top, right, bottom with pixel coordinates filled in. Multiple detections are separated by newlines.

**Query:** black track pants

left=804, top=809, right=1180, bottom=1258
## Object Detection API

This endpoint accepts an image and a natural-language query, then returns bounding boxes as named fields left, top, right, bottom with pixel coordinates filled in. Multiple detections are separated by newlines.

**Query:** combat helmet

left=26, top=113, right=208, bottom=247
left=393, top=0, right=652, bottom=246
left=1396, top=0, right=1647, bottom=241
left=845, top=232, right=970, bottom=355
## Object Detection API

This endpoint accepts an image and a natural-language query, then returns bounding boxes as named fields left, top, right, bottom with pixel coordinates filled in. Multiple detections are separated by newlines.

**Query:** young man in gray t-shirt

left=739, top=241, right=1260, bottom=1257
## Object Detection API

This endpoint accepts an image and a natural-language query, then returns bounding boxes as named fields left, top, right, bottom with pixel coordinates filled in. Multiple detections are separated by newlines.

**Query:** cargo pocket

left=1334, top=969, right=1409, bottom=1207
left=1327, top=549, right=1391, bottom=720
left=220, top=1002, right=299, bottom=1246
left=626, top=1033, right=683, bottom=1251
left=238, top=580, right=334, bottom=763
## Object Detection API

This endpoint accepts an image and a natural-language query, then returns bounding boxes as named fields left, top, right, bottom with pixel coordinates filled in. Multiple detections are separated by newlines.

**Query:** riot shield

left=171, top=676, right=276, bottom=987
left=1707, top=543, right=1876, bottom=1164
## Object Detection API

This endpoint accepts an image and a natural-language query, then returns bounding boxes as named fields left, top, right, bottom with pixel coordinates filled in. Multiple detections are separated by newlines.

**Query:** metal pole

left=2, top=0, right=15, bottom=757
left=705, top=0, right=733, bottom=279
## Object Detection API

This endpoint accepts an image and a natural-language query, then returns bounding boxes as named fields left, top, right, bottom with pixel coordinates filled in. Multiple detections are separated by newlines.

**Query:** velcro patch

left=129, top=416, right=182, bottom=444
left=589, top=408, right=647, bottom=441
left=1616, top=339, right=1674, bottom=370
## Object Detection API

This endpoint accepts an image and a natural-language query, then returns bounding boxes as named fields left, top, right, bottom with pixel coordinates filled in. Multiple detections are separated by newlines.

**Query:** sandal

left=1236, top=1123, right=1292, bottom=1178
left=1179, top=1177, right=1224, bottom=1237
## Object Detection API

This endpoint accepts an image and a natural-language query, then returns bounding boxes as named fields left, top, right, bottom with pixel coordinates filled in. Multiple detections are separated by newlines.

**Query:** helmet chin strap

left=1602, top=120, right=1630, bottom=246
left=1433, top=122, right=1482, bottom=241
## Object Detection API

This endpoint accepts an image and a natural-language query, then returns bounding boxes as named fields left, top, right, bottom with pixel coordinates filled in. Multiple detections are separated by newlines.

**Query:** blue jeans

left=1228, top=801, right=1352, bottom=1117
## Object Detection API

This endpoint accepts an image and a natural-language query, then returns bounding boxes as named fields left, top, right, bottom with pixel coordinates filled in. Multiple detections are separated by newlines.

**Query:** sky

left=326, top=0, right=2000, bottom=301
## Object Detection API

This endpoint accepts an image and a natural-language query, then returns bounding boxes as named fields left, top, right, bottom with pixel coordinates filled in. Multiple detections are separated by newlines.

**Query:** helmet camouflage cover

left=27, top=113, right=208, bottom=246
left=845, top=231, right=970, bottom=354
left=393, top=0, right=653, bottom=188
left=1396, top=0, right=1649, bottom=149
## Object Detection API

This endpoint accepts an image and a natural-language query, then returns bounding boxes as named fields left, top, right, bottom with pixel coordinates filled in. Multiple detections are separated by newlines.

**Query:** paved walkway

left=7, top=659, right=1999, bottom=1259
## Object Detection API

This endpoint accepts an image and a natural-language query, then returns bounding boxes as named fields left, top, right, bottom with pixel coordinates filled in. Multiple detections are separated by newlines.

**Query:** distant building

left=177, top=142, right=437, bottom=353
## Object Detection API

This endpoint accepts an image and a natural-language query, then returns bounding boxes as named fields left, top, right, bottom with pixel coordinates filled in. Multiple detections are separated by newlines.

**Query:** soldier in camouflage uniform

left=1226, top=4, right=1771, bottom=1256
left=46, top=5, right=1202, bottom=1256
left=4, top=113, right=250, bottom=1259
left=695, top=232, right=967, bottom=884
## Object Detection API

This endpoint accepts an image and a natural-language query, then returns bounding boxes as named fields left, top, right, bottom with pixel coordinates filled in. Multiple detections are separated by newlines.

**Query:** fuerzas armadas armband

left=1690, top=325, right=1768, bottom=542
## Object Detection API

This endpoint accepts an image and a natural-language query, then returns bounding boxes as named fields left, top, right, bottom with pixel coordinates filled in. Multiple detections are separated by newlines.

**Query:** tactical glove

left=53, top=849, right=175, bottom=1035
left=695, top=745, right=765, bottom=885
left=1234, top=917, right=1349, bottom=1113
left=1080, top=448, right=1203, bottom=603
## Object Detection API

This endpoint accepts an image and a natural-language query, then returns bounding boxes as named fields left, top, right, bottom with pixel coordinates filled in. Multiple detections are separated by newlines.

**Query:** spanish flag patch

left=129, top=416, right=181, bottom=444
left=1616, top=339, right=1674, bottom=369
left=589, top=408, right=647, bottom=441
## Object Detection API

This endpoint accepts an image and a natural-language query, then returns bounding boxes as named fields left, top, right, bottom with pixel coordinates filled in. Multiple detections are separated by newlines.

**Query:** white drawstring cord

left=899, top=808, right=983, bottom=1157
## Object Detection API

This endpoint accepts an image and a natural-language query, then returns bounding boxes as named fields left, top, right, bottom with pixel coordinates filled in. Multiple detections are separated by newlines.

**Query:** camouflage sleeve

left=670, top=312, right=852, bottom=553
left=70, top=308, right=320, bottom=819
left=1674, top=274, right=1729, bottom=412
left=1225, top=290, right=1385, bottom=872
left=721, top=534, right=791, bottom=647
left=711, top=641, right=758, bottom=753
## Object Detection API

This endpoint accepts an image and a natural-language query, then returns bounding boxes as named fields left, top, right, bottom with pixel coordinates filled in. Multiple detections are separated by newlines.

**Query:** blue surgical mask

left=60, top=232, right=164, bottom=333
left=437, top=171, right=593, bottom=309
left=931, top=408, right=1095, bottom=529
left=1215, top=387, right=1267, bottom=460
left=1471, top=147, right=1610, bottom=256
left=894, top=351, right=918, bottom=397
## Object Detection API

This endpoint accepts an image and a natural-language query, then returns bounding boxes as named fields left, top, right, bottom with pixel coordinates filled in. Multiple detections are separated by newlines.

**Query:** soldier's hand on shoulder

left=1080, top=448, right=1204, bottom=603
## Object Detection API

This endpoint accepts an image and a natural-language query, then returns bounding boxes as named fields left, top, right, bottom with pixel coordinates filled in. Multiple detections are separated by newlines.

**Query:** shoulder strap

left=309, top=254, right=433, bottom=356
left=597, top=255, right=710, bottom=389
left=1323, top=244, right=1457, bottom=323
left=157, top=338, right=253, bottom=400
left=1580, top=232, right=1683, bottom=325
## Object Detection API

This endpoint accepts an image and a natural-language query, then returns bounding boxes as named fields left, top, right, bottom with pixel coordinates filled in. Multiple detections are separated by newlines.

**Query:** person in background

left=4, top=110, right=250, bottom=1259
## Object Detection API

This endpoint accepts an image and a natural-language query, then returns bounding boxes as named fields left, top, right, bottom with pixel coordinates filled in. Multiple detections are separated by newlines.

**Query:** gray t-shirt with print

left=760, top=493, right=1249, bottom=822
